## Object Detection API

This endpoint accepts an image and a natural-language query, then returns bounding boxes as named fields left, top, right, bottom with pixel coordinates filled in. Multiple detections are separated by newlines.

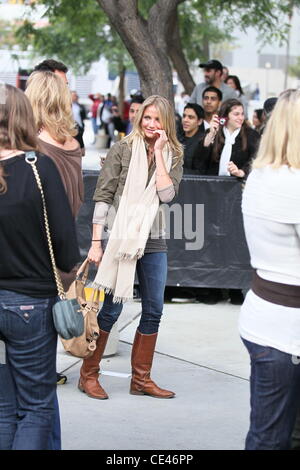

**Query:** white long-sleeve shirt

left=239, top=165, right=300, bottom=355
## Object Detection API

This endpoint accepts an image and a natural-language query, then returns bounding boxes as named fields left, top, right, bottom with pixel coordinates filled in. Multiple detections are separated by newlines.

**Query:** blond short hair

left=124, top=95, right=183, bottom=164
left=253, top=89, right=300, bottom=169
left=25, top=71, right=77, bottom=144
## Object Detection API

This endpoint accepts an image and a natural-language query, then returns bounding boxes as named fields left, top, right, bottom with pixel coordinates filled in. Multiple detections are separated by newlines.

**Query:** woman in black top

left=193, top=98, right=260, bottom=176
left=0, top=84, right=79, bottom=450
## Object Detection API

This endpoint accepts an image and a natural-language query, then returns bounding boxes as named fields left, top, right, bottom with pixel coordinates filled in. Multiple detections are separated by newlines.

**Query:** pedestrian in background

left=79, top=95, right=183, bottom=401
left=88, top=93, right=103, bottom=143
left=178, top=103, right=205, bottom=173
left=71, top=90, right=87, bottom=156
left=190, top=59, right=236, bottom=106
left=0, top=84, right=79, bottom=450
left=34, top=58, right=69, bottom=84
left=240, top=89, right=300, bottom=450
left=225, top=75, right=248, bottom=118
left=26, top=71, right=84, bottom=224
left=26, top=70, right=84, bottom=395
left=196, top=98, right=259, bottom=178
left=252, top=108, right=265, bottom=135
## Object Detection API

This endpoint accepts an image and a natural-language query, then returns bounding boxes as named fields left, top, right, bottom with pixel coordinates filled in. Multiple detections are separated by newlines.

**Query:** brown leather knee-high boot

left=78, top=329, right=110, bottom=399
left=130, top=330, right=175, bottom=398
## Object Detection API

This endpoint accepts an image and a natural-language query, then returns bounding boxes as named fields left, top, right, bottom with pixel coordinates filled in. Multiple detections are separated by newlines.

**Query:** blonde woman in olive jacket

left=79, top=95, right=183, bottom=400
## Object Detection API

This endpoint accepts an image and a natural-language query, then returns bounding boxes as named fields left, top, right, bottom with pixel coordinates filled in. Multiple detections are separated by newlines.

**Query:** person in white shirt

left=240, top=88, right=300, bottom=450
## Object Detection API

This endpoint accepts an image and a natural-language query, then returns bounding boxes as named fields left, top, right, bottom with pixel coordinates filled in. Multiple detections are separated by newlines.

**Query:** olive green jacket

left=93, top=139, right=183, bottom=236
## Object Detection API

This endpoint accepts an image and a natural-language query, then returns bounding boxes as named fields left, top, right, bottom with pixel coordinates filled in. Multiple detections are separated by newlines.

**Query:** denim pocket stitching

left=1, top=300, right=49, bottom=325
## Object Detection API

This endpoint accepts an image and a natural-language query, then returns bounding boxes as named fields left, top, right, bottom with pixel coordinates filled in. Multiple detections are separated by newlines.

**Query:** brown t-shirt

left=38, top=139, right=84, bottom=291
left=38, top=139, right=84, bottom=218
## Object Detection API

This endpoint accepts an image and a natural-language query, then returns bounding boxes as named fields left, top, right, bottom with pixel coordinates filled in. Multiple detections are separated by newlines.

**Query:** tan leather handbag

left=61, top=259, right=101, bottom=358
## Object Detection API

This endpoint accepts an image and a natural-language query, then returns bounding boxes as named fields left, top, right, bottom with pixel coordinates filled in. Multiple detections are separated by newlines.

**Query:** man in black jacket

left=178, top=103, right=206, bottom=174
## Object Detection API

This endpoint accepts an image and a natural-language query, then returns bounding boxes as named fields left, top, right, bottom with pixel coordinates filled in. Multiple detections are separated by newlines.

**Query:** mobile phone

left=218, top=117, right=227, bottom=126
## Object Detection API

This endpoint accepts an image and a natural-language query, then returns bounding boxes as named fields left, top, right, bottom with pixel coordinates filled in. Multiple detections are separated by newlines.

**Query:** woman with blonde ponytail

left=240, top=89, right=300, bottom=449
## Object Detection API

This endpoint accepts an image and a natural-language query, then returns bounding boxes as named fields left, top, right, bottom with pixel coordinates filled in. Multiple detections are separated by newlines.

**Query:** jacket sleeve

left=192, top=135, right=212, bottom=174
left=241, top=129, right=260, bottom=176
left=169, top=156, right=183, bottom=197
left=38, top=156, right=80, bottom=273
left=93, top=142, right=123, bottom=204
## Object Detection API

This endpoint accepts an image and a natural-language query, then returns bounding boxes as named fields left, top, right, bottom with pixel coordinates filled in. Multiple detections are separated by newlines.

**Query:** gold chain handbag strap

left=25, top=152, right=66, bottom=300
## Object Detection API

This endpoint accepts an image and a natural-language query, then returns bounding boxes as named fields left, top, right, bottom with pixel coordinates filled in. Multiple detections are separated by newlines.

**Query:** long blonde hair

left=25, top=71, right=77, bottom=144
left=253, top=89, right=300, bottom=169
left=124, top=95, right=183, bottom=164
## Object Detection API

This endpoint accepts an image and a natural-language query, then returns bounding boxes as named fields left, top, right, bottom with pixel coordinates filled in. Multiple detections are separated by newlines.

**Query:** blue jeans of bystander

left=0, top=290, right=58, bottom=450
left=242, top=337, right=300, bottom=450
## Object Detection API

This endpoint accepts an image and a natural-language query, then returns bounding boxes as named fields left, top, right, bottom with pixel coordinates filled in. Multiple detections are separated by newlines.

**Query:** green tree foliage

left=15, top=0, right=133, bottom=74
left=11, top=0, right=300, bottom=96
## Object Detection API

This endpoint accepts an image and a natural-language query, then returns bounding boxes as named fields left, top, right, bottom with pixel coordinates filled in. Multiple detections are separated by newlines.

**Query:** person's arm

left=93, top=143, right=123, bottom=204
left=229, top=129, right=260, bottom=178
left=191, top=137, right=211, bottom=174
left=204, top=115, right=219, bottom=147
left=39, top=156, right=80, bottom=273
left=154, top=130, right=173, bottom=190
left=88, top=143, right=123, bottom=264
left=152, top=130, right=180, bottom=203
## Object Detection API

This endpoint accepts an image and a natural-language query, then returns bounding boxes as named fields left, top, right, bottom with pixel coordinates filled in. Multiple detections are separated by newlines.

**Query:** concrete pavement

left=56, top=297, right=250, bottom=451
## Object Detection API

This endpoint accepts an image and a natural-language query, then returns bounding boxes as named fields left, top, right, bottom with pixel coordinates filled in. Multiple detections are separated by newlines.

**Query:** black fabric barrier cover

left=77, top=171, right=252, bottom=290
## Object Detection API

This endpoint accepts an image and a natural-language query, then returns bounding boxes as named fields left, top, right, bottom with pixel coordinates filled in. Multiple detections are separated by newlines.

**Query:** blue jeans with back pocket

left=242, top=337, right=300, bottom=450
left=0, top=289, right=58, bottom=450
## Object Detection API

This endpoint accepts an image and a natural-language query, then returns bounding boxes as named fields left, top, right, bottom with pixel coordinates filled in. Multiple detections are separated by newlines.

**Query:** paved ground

left=55, top=125, right=251, bottom=450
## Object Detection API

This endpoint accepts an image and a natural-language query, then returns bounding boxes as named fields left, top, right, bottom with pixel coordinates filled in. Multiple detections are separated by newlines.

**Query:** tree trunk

left=97, top=0, right=185, bottom=105
left=118, top=64, right=126, bottom=119
left=166, top=10, right=195, bottom=94
left=202, top=36, right=210, bottom=62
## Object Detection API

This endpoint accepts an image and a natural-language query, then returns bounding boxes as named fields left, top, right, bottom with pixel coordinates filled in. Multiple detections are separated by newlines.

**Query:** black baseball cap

left=199, top=59, right=223, bottom=71
left=263, top=97, right=277, bottom=114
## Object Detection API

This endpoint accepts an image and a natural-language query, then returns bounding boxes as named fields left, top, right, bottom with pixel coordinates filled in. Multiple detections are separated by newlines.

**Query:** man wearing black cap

left=190, top=59, right=236, bottom=106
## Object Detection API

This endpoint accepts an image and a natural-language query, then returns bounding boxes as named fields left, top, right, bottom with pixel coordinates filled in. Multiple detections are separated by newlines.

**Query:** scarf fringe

left=90, top=282, right=132, bottom=304
left=116, top=248, right=145, bottom=261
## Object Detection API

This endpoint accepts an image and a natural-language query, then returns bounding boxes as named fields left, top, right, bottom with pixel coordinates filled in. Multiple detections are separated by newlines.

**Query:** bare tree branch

left=166, top=9, right=196, bottom=94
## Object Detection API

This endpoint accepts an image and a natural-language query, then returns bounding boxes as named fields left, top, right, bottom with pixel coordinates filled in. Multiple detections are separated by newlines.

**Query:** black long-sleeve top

left=0, top=153, right=80, bottom=297
left=192, top=126, right=260, bottom=176
left=178, top=124, right=206, bottom=174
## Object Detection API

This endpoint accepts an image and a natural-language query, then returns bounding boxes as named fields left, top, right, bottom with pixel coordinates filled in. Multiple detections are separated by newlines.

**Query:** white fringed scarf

left=93, top=135, right=172, bottom=303
left=218, top=127, right=241, bottom=176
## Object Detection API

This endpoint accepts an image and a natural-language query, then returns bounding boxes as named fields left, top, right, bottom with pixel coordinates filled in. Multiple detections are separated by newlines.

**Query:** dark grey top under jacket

left=93, top=139, right=183, bottom=253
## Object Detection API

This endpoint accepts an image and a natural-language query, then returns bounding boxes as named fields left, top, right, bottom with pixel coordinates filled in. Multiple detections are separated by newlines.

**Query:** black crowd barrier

left=77, top=171, right=252, bottom=290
